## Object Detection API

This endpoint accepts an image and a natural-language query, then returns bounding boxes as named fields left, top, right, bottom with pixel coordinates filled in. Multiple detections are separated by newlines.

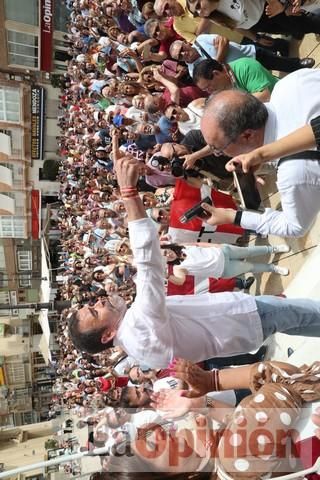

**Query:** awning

left=31, top=190, right=41, bottom=239
left=0, top=194, right=15, bottom=215
left=0, top=133, right=12, bottom=156
left=37, top=238, right=52, bottom=365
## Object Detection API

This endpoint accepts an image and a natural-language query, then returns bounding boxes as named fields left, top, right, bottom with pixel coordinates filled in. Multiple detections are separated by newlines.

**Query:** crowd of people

left=51, top=0, right=320, bottom=477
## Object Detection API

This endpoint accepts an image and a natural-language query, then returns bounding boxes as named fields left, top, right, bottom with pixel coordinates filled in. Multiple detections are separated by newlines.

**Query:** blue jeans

left=256, top=295, right=320, bottom=339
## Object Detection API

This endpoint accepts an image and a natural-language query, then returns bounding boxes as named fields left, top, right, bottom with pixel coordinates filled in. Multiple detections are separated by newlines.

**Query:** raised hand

left=150, top=389, right=195, bottom=418
left=115, top=156, right=140, bottom=189
left=200, top=203, right=236, bottom=226
left=225, top=150, right=265, bottom=174
left=169, top=358, right=214, bottom=398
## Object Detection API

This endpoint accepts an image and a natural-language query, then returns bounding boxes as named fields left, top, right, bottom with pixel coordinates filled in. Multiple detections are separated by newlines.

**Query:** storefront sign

left=40, top=0, right=54, bottom=72
left=31, top=87, right=45, bottom=160
left=31, top=190, right=41, bottom=240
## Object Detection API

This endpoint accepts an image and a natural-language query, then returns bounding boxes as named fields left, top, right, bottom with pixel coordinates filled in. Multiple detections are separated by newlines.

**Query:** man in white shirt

left=170, top=34, right=314, bottom=77
left=68, top=157, right=320, bottom=367
left=200, top=68, right=320, bottom=238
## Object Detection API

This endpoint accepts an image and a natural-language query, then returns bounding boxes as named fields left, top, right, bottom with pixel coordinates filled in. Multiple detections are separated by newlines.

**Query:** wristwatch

left=234, top=210, right=243, bottom=226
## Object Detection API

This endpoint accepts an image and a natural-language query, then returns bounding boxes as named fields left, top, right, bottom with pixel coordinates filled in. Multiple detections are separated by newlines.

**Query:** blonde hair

left=142, top=1, right=155, bottom=18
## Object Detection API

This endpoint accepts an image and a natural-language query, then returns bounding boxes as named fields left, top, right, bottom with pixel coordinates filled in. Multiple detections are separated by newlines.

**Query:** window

left=19, top=274, right=31, bottom=287
left=54, top=1, right=68, bottom=32
left=0, top=413, right=14, bottom=427
left=54, top=63, right=67, bottom=72
left=5, top=0, right=39, bottom=25
left=0, top=246, right=5, bottom=269
left=17, top=251, right=32, bottom=271
left=5, top=363, right=26, bottom=384
left=0, top=291, right=10, bottom=304
left=0, top=88, right=20, bottom=123
left=0, top=291, right=10, bottom=316
left=7, top=30, right=39, bottom=69
left=0, top=275, right=9, bottom=288
left=0, top=216, right=25, bottom=238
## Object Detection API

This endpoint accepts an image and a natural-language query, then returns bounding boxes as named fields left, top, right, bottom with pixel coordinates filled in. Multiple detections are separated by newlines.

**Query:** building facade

left=0, top=0, right=67, bottom=437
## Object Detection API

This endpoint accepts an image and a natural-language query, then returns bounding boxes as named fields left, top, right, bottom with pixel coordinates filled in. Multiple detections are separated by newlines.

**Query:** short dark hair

left=160, top=243, right=185, bottom=265
left=210, top=91, right=269, bottom=141
left=193, top=59, right=223, bottom=84
left=127, top=366, right=140, bottom=385
left=68, top=310, right=112, bottom=354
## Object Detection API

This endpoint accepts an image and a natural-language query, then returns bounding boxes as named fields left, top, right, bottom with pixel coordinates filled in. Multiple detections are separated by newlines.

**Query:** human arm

left=252, top=88, right=271, bottom=102
left=225, top=124, right=318, bottom=174
left=150, top=389, right=234, bottom=421
left=138, top=40, right=168, bottom=63
left=111, top=129, right=122, bottom=162
left=143, top=50, right=168, bottom=63
left=195, top=18, right=212, bottom=36
left=115, top=157, right=172, bottom=367
left=118, top=48, right=144, bottom=73
left=265, top=0, right=286, bottom=17
left=182, top=144, right=212, bottom=169
left=170, top=358, right=252, bottom=398
left=213, top=35, right=229, bottom=63
left=153, top=68, right=180, bottom=104
left=115, top=156, right=146, bottom=221
left=168, top=266, right=188, bottom=285
left=200, top=184, right=317, bottom=238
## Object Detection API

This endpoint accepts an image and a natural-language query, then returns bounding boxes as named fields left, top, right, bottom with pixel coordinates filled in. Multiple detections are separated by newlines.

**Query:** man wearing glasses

left=200, top=68, right=320, bottom=238
left=143, top=18, right=184, bottom=63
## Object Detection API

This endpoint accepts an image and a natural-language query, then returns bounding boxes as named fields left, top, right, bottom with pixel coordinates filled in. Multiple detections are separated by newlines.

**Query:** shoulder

left=230, top=57, right=261, bottom=71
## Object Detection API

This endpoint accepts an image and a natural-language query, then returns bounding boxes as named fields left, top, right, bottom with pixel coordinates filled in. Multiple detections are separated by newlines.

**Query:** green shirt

left=229, top=57, right=278, bottom=94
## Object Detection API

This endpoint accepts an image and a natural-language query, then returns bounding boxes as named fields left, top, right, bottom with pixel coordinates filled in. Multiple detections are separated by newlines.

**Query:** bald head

left=201, top=90, right=268, bottom=157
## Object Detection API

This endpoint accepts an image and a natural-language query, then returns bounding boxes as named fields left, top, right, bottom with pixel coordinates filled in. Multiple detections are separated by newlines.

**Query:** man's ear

left=101, top=329, right=116, bottom=344
left=240, top=129, right=255, bottom=142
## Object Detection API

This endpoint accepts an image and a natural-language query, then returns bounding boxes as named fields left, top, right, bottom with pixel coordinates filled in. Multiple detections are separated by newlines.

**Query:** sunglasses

left=156, top=209, right=167, bottom=222
left=153, top=25, right=161, bottom=39
left=168, top=108, right=178, bottom=121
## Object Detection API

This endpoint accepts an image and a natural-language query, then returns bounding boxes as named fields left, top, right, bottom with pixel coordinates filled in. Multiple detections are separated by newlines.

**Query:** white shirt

left=241, top=69, right=320, bottom=237
left=179, top=246, right=225, bottom=278
left=217, top=0, right=265, bottom=29
left=153, top=375, right=236, bottom=405
left=115, top=218, right=263, bottom=368
left=178, top=103, right=203, bottom=135
left=125, top=410, right=162, bottom=440
left=189, top=34, right=255, bottom=77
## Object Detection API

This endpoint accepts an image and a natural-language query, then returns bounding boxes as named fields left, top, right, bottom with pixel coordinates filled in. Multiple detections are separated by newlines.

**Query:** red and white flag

left=168, top=179, right=244, bottom=244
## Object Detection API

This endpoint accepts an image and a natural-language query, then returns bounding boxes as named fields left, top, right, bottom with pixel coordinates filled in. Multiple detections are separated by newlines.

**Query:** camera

left=150, top=155, right=202, bottom=179
left=180, top=196, right=212, bottom=224
left=150, top=155, right=170, bottom=170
